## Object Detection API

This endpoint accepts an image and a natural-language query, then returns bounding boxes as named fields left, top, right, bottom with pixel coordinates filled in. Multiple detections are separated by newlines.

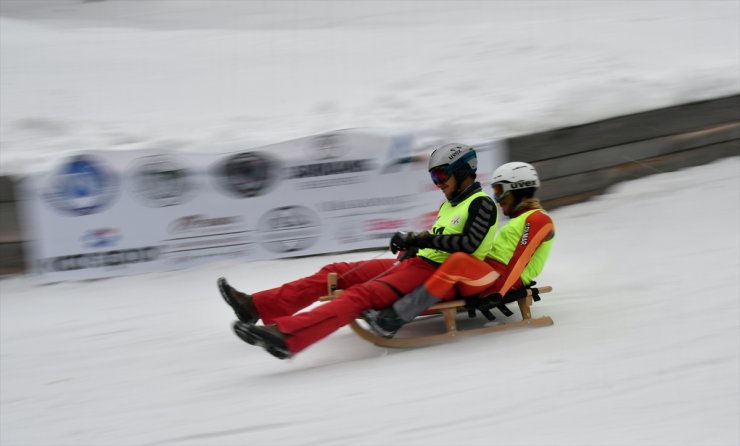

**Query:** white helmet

left=490, top=161, right=540, bottom=200
left=427, top=143, right=477, bottom=184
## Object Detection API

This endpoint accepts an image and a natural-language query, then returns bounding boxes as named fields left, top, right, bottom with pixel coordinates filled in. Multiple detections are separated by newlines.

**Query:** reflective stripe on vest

left=489, top=209, right=554, bottom=285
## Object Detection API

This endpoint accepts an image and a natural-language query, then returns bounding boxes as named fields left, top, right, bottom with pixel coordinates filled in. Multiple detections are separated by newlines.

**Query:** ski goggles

left=429, top=166, right=452, bottom=185
left=492, top=183, right=509, bottom=203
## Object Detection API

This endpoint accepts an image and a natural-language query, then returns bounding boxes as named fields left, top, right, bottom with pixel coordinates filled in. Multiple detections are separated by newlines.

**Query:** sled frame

left=321, top=272, right=554, bottom=348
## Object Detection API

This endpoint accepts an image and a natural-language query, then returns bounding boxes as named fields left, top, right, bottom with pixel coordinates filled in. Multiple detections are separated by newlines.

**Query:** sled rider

left=362, top=161, right=555, bottom=337
left=217, top=143, right=498, bottom=359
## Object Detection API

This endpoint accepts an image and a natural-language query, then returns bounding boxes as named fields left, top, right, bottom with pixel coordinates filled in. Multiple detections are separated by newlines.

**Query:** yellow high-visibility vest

left=418, top=191, right=497, bottom=264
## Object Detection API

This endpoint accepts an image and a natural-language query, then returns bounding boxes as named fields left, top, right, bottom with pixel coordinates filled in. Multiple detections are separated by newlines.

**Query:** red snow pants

left=251, top=256, right=437, bottom=354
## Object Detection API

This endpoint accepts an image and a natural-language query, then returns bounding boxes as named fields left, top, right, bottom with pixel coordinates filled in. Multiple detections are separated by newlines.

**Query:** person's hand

left=389, top=231, right=429, bottom=254
left=389, top=231, right=412, bottom=254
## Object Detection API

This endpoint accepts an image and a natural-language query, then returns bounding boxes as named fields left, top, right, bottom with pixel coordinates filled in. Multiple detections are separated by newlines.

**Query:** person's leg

left=395, top=252, right=497, bottom=319
left=434, top=253, right=500, bottom=298
left=363, top=253, right=499, bottom=337
left=271, top=257, right=436, bottom=354
left=472, top=258, right=524, bottom=299
left=253, top=258, right=396, bottom=324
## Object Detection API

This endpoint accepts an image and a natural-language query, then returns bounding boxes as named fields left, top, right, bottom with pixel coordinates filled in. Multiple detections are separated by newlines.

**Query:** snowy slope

left=1, top=158, right=738, bottom=445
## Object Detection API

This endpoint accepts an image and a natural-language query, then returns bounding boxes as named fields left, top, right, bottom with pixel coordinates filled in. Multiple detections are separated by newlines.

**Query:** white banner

left=18, top=129, right=505, bottom=282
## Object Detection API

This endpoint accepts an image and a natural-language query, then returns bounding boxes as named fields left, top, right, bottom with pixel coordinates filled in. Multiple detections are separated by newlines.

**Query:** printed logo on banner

left=213, top=151, right=281, bottom=198
left=317, top=194, right=417, bottom=213
left=303, top=133, right=350, bottom=160
left=284, top=141, right=376, bottom=189
left=129, top=154, right=197, bottom=207
left=168, top=214, right=243, bottom=233
left=36, top=246, right=161, bottom=272
left=164, top=214, right=251, bottom=265
left=43, top=154, right=119, bottom=216
left=257, top=206, right=321, bottom=253
left=81, top=228, right=121, bottom=249
left=284, top=159, right=375, bottom=180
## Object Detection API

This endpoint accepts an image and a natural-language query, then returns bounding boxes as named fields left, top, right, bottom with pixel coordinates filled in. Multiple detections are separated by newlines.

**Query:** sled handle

left=323, top=272, right=342, bottom=301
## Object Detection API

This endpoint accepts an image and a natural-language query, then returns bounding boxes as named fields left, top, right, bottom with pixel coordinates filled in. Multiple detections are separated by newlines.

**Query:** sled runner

left=320, top=273, right=554, bottom=348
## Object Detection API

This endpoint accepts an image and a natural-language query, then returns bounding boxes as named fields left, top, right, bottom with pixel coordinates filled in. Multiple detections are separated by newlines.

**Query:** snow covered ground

left=1, top=1, right=739, bottom=445
left=1, top=157, right=738, bottom=445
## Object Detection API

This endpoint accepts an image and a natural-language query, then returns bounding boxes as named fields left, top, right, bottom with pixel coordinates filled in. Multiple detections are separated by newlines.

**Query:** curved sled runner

left=321, top=273, right=554, bottom=348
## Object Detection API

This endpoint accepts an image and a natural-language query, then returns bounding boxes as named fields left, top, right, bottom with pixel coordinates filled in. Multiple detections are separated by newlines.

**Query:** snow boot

left=362, top=284, right=440, bottom=337
left=360, top=308, right=406, bottom=338
left=217, top=277, right=259, bottom=324
left=232, top=322, right=292, bottom=360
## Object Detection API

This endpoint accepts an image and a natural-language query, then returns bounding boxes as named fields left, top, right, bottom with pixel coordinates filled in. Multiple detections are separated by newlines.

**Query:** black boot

left=217, top=277, right=260, bottom=324
left=361, top=308, right=406, bottom=338
left=361, top=285, right=441, bottom=338
left=232, top=322, right=292, bottom=360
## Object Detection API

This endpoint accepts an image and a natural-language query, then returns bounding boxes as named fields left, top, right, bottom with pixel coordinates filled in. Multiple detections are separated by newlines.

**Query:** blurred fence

left=1, top=94, right=738, bottom=276
left=509, top=94, right=740, bottom=209
left=0, top=176, right=24, bottom=275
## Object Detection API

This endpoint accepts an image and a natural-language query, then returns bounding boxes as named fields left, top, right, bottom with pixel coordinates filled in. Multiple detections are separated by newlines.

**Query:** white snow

left=1, top=157, right=738, bottom=445
left=0, top=2, right=739, bottom=445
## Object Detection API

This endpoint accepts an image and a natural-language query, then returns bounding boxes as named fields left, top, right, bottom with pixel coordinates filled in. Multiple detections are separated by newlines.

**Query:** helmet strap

left=452, top=164, right=475, bottom=184
left=449, top=180, right=480, bottom=205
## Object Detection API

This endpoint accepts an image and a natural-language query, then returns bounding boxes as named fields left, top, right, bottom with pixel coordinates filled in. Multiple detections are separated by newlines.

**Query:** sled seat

left=320, top=272, right=554, bottom=348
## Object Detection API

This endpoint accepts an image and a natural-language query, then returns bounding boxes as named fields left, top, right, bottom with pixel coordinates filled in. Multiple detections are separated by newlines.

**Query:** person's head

left=428, top=143, right=477, bottom=200
left=490, top=161, right=540, bottom=216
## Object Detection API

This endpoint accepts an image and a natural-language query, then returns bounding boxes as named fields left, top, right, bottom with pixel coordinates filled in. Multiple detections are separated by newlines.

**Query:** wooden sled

left=320, top=272, right=554, bottom=348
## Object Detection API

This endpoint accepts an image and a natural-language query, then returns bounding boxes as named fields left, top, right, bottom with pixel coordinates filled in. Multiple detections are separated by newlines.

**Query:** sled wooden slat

left=321, top=272, right=554, bottom=348
left=348, top=315, right=554, bottom=348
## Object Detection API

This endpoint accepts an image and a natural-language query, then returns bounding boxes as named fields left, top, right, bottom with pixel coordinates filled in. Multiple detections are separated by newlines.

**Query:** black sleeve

left=417, top=196, right=497, bottom=254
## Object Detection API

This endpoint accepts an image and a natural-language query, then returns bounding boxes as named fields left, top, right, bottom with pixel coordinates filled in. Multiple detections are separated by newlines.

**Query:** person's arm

left=495, top=210, right=554, bottom=296
left=416, top=196, right=496, bottom=253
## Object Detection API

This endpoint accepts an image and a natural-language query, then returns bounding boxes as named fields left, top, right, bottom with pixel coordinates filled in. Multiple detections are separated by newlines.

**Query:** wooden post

left=517, top=295, right=533, bottom=320
left=441, top=308, right=457, bottom=333
left=327, top=272, right=338, bottom=298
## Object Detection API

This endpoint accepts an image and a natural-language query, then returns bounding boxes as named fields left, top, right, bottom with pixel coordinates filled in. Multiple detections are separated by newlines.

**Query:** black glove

left=389, top=231, right=413, bottom=254
left=390, top=231, right=430, bottom=254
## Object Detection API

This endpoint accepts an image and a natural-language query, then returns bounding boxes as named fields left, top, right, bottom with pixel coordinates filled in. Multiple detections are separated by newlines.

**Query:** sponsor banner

left=18, top=129, right=505, bottom=282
